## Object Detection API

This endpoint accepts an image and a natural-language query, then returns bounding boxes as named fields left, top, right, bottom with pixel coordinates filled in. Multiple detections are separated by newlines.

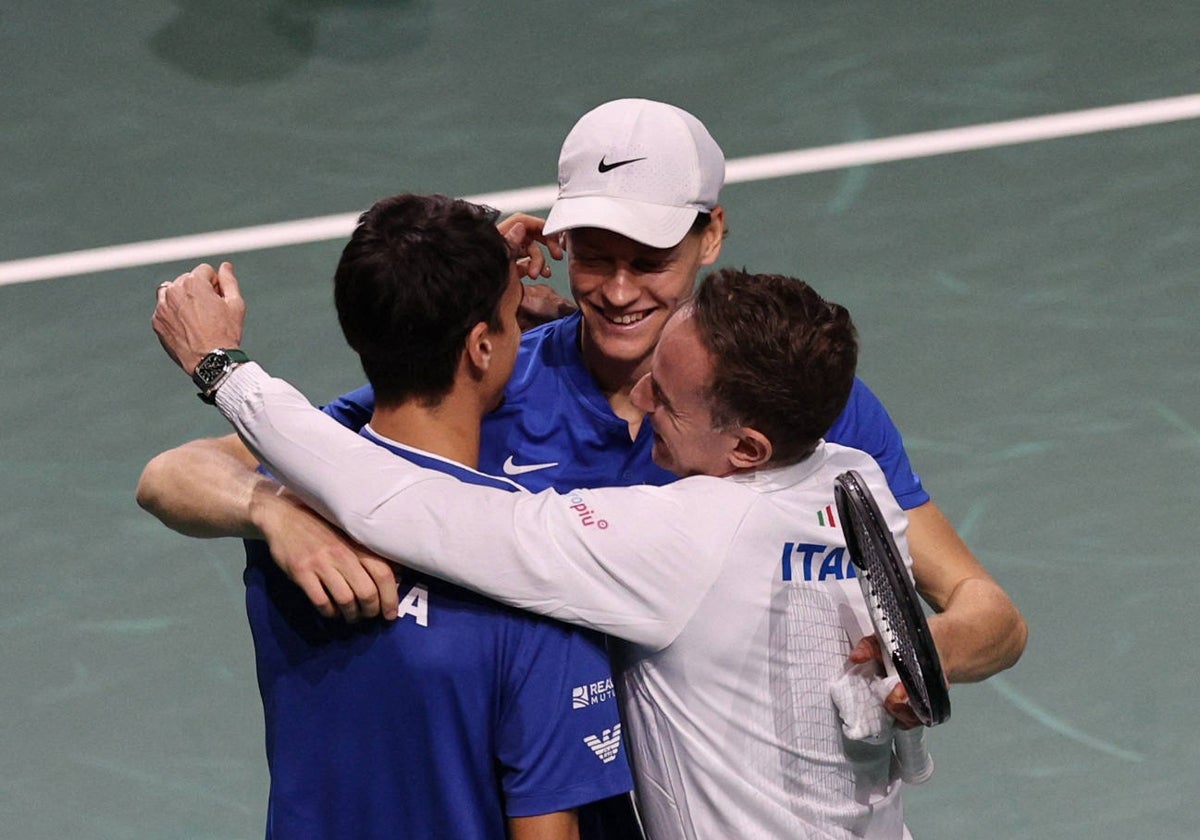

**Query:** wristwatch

left=192, top=348, right=249, bottom=403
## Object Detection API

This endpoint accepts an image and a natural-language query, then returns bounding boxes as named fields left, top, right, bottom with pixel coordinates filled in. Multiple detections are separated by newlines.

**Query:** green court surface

left=2, top=3, right=1197, bottom=838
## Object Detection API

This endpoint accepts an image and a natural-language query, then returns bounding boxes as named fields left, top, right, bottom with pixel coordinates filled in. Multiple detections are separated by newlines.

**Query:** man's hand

left=498, top=213, right=564, bottom=280
left=517, top=283, right=578, bottom=331
left=498, top=215, right=578, bottom=329
left=252, top=483, right=402, bottom=622
left=153, top=261, right=246, bottom=374
left=847, top=635, right=924, bottom=729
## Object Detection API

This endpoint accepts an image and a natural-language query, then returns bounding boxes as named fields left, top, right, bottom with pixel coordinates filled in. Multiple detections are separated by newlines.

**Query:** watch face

left=194, top=352, right=229, bottom=388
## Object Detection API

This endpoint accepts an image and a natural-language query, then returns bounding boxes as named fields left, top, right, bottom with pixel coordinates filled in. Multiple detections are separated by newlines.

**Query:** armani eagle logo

left=584, top=724, right=622, bottom=764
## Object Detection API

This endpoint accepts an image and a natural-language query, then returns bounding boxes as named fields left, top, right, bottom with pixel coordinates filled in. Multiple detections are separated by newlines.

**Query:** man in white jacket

left=154, top=261, right=917, bottom=839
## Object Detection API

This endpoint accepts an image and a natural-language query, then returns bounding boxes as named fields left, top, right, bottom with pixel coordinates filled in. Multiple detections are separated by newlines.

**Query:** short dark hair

left=690, top=268, right=858, bottom=466
left=333, top=193, right=510, bottom=405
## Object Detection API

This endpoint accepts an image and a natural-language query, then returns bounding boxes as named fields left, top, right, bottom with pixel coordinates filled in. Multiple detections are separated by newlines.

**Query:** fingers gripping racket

left=834, top=470, right=951, bottom=785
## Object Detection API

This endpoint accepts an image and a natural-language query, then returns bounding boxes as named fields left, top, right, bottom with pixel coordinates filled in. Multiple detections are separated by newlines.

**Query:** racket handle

left=895, top=726, right=935, bottom=785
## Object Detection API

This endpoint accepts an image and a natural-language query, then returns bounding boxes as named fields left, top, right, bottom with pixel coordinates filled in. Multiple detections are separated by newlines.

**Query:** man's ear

left=728, top=425, right=772, bottom=470
left=698, top=205, right=727, bottom=267
left=464, top=321, right=493, bottom=375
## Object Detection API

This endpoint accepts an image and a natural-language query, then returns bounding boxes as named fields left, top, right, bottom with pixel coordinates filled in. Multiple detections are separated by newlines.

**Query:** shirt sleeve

left=498, top=622, right=633, bottom=816
left=319, top=383, right=375, bottom=429
left=825, top=377, right=930, bottom=510
left=216, top=364, right=753, bottom=650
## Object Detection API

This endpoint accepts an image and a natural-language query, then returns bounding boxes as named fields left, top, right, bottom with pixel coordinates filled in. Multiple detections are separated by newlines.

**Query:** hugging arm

left=136, top=433, right=401, bottom=622
left=838, top=382, right=1027, bottom=722
left=848, top=500, right=1028, bottom=727
left=905, top=501, right=1028, bottom=683
left=140, top=263, right=399, bottom=622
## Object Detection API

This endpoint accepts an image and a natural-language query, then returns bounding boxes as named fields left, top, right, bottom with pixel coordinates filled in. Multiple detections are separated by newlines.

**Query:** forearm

left=211, top=364, right=740, bottom=647
left=136, top=434, right=275, bottom=539
left=906, top=501, right=1028, bottom=683
left=926, top=576, right=1027, bottom=683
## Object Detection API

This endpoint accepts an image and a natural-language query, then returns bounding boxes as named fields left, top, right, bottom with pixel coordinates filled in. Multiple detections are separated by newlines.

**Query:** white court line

left=3, top=93, right=1199, bottom=287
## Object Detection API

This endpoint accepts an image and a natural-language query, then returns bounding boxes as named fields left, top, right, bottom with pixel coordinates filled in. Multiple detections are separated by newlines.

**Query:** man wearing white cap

left=315, top=98, right=1025, bottom=717
left=543, top=97, right=725, bottom=248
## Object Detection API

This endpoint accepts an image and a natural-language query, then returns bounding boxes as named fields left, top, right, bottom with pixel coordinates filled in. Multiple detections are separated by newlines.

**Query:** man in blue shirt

left=147, top=193, right=632, bottom=839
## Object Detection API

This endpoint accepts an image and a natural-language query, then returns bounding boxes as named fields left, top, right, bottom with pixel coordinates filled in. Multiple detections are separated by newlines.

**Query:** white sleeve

left=215, top=364, right=755, bottom=649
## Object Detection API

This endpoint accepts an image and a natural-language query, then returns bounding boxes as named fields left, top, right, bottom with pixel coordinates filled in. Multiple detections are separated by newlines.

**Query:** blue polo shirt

left=243, top=431, right=632, bottom=839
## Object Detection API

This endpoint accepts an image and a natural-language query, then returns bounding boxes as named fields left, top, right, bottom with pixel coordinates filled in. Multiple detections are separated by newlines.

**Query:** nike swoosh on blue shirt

left=502, top=455, right=559, bottom=476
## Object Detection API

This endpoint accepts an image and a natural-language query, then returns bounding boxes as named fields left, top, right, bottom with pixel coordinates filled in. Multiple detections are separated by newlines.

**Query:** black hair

left=333, top=193, right=510, bottom=405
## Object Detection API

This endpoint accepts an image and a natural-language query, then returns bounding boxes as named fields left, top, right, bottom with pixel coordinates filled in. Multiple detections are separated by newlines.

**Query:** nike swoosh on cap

left=597, top=156, right=646, bottom=173
left=502, top=455, right=560, bottom=476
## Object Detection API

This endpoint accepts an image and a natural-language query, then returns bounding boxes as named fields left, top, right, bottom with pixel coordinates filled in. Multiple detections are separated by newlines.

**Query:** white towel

left=830, top=663, right=900, bottom=744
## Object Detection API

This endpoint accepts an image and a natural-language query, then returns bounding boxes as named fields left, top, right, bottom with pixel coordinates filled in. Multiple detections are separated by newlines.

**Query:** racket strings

left=853, top=507, right=935, bottom=720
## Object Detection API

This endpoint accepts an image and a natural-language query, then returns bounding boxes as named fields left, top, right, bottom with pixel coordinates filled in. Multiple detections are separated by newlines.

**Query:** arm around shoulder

left=136, top=433, right=270, bottom=539
left=136, top=431, right=402, bottom=622
left=906, top=500, right=1028, bottom=683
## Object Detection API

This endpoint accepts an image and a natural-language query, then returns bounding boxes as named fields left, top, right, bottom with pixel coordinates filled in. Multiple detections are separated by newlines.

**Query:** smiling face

left=565, top=210, right=724, bottom=387
left=628, top=306, right=744, bottom=478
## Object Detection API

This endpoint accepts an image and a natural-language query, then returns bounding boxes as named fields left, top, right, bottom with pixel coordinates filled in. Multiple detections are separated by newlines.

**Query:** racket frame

left=833, top=470, right=951, bottom=785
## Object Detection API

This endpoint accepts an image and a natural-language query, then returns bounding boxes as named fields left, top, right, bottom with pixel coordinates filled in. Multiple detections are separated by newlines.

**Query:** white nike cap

left=542, top=98, right=726, bottom=249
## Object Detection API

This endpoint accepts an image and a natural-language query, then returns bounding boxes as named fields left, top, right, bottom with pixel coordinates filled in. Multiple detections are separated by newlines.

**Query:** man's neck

left=368, top=392, right=485, bottom=469
left=579, top=334, right=651, bottom=441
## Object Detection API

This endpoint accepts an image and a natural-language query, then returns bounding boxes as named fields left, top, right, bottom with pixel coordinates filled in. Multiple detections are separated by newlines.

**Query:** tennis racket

left=834, top=470, right=951, bottom=785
